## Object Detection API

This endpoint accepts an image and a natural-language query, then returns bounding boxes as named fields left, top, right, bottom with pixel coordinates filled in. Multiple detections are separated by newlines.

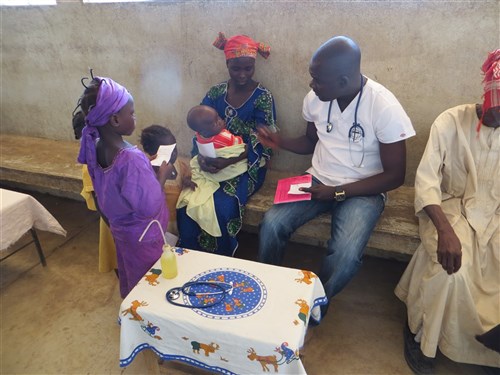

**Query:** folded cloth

left=176, top=143, right=247, bottom=237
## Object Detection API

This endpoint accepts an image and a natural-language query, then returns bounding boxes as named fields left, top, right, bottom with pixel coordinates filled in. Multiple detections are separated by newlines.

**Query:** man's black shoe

left=403, top=322, right=434, bottom=374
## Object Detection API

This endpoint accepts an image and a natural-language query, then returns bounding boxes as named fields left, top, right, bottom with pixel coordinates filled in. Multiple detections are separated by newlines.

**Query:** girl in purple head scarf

left=77, top=76, right=172, bottom=298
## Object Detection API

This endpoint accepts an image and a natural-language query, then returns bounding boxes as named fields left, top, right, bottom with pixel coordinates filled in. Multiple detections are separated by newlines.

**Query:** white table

left=0, top=188, right=66, bottom=265
left=119, top=248, right=327, bottom=375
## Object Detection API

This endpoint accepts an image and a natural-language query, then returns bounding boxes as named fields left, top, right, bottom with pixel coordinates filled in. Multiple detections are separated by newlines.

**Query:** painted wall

left=1, top=0, right=498, bottom=184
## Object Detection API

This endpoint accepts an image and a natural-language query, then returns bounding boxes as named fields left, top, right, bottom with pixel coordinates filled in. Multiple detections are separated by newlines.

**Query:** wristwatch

left=333, top=186, right=346, bottom=202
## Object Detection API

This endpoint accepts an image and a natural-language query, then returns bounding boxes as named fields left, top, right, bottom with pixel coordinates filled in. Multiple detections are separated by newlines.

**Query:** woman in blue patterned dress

left=177, top=33, right=277, bottom=256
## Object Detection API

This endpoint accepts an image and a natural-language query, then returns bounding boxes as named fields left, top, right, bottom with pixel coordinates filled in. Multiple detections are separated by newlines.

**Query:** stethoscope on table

left=166, top=281, right=234, bottom=308
left=139, top=219, right=235, bottom=309
left=326, top=74, right=365, bottom=168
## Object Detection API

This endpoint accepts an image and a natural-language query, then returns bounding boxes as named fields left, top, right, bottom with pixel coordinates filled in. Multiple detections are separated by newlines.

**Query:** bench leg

left=30, top=229, right=47, bottom=267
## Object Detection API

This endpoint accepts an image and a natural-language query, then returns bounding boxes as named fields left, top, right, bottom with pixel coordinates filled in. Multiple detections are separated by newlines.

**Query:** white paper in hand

left=151, top=144, right=176, bottom=166
left=288, top=183, right=311, bottom=195
left=196, top=141, right=217, bottom=158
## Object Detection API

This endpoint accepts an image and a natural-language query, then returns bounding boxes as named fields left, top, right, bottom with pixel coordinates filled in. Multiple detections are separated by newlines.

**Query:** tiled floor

left=0, top=190, right=493, bottom=374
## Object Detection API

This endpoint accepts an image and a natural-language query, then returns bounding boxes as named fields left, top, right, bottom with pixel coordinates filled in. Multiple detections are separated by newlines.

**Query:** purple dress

left=91, top=146, right=168, bottom=297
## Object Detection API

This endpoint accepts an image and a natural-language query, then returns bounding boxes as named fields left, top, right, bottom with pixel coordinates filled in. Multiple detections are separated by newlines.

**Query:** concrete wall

left=1, top=0, right=498, bottom=185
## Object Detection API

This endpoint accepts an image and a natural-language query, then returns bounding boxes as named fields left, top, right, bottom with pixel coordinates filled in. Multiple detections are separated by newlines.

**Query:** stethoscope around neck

left=326, top=74, right=365, bottom=168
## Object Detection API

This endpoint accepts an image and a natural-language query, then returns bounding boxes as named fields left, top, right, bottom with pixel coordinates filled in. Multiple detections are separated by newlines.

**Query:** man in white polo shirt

left=257, top=36, right=415, bottom=311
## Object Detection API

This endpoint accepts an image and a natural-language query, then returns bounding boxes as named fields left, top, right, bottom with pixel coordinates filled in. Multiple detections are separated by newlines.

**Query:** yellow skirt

left=98, top=218, right=117, bottom=273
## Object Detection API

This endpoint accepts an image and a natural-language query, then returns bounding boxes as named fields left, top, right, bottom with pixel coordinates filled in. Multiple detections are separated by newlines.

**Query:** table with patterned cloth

left=119, top=248, right=328, bottom=374
left=0, top=188, right=66, bottom=264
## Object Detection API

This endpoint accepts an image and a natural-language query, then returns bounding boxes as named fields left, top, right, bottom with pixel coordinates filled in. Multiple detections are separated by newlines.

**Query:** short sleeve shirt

left=303, top=78, right=415, bottom=186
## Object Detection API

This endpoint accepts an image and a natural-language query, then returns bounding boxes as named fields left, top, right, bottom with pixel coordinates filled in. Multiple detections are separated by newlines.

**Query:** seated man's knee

left=260, top=205, right=291, bottom=235
left=326, top=228, right=369, bottom=262
left=328, top=245, right=363, bottom=267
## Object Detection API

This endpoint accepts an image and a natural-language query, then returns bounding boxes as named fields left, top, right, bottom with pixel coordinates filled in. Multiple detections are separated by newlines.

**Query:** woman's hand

left=198, top=154, right=220, bottom=174
left=206, top=156, right=232, bottom=171
left=257, top=126, right=281, bottom=149
left=198, top=145, right=248, bottom=174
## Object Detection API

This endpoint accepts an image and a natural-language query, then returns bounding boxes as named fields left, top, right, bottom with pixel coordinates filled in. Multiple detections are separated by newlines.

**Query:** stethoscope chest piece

left=167, top=289, right=181, bottom=301
left=326, top=122, right=333, bottom=133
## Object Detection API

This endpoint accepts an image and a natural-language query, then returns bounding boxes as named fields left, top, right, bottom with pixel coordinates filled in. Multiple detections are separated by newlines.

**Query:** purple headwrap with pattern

left=77, top=77, right=131, bottom=167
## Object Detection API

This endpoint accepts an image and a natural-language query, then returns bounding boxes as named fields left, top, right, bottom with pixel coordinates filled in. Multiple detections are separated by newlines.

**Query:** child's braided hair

left=71, top=69, right=102, bottom=138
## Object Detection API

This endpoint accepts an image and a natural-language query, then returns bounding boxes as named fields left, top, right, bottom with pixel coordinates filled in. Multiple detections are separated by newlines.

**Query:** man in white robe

left=395, top=50, right=500, bottom=373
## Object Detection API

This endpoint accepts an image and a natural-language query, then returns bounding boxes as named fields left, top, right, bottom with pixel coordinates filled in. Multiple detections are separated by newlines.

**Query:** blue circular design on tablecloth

left=182, top=268, right=267, bottom=320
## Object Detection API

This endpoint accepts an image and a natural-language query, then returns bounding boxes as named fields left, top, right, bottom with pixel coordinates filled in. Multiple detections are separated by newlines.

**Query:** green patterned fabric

left=199, top=230, right=217, bottom=253
left=206, top=83, right=227, bottom=101
left=227, top=216, right=242, bottom=237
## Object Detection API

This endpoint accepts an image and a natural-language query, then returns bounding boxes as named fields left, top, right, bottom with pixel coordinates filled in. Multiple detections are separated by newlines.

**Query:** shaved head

left=309, top=36, right=363, bottom=102
left=312, top=36, right=361, bottom=78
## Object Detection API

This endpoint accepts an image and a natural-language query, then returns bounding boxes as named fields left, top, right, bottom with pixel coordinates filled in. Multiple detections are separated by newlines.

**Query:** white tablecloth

left=119, top=249, right=328, bottom=374
left=0, top=189, right=66, bottom=251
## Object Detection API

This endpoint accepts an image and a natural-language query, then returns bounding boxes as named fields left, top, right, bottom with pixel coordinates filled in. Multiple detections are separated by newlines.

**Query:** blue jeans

left=258, top=191, right=385, bottom=299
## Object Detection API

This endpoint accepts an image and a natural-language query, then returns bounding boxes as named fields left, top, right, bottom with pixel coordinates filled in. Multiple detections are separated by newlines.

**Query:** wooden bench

left=244, top=171, right=419, bottom=260
left=0, top=134, right=84, bottom=200
left=0, top=134, right=419, bottom=260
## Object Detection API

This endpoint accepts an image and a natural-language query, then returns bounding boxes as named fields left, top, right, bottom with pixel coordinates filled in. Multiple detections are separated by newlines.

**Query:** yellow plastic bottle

left=160, top=244, right=178, bottom=279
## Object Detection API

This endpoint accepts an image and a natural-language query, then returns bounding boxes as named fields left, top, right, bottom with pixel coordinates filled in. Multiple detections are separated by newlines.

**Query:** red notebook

left=273, top=174, right=312, bottom=204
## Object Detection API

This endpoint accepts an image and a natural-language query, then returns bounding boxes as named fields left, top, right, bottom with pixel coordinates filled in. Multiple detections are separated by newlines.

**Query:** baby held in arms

left=176, top=105, right=248, bottom=239
left=187, top=105, right=247, bottom=173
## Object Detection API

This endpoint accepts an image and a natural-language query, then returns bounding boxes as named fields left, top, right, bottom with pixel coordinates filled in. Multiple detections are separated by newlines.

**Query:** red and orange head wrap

left=478, top=49, right=500, bottom=132
left=213, top=32, right=270, bottom=60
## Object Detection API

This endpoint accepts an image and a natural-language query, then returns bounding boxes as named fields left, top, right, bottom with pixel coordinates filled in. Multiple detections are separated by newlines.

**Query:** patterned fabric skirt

left=177, top=168, right=266, bottom=257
